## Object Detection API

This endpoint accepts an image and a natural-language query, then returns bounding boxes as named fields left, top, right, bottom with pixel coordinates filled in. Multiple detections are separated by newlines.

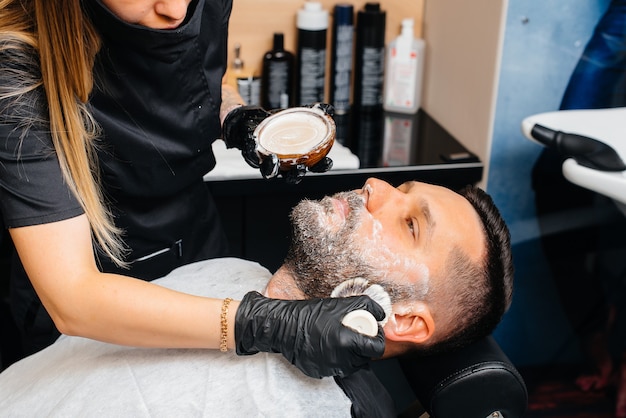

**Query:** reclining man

left=0, top=177, right=514, bottom=417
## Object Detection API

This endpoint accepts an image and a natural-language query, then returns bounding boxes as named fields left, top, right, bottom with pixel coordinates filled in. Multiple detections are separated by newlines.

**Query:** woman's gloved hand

left=221, top=104, right=334, bottom=184
left=222, top=105, right=272, bottom=169
left=234, top=291, right=386, bottom=379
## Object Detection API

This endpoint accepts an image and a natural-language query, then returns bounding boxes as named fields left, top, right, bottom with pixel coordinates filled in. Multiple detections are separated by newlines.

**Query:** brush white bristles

left=331, top=278, right=392, bottom=330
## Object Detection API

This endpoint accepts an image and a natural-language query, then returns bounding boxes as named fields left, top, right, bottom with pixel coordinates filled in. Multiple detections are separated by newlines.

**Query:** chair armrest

left=398, top=335, right=527, bottom=418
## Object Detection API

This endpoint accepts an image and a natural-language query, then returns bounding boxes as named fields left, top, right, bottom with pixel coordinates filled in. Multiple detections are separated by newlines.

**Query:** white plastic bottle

left=383, top=19, right=425, bottom=114
left=296, top=1, right=328, bottom=105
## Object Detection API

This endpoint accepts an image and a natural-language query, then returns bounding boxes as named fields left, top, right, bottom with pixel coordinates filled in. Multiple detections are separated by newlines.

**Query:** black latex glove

left=222, top=104, right=335, bottom=184
left=222, top=105, right=272, bottom=169
left=235, top=291, right=386, bottom=379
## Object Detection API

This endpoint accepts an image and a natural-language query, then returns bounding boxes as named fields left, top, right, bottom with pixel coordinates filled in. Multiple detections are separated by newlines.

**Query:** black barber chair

left=399, top=335, right=528, bottom=418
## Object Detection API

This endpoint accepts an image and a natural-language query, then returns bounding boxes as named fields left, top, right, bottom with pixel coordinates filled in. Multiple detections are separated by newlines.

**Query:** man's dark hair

left=411, top=184, right=514, bottom=355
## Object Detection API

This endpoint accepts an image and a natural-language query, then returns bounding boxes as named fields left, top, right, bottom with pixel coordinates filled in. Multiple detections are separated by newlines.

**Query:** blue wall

left=488, top=0, right=611, bottom=366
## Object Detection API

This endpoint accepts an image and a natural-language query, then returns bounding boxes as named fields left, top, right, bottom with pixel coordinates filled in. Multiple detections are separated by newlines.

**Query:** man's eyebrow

left=419, top=198, right=435, bottom=241
left=403, top=181, right=435, bottom=239
left=401, top=181, right=416, bottom=190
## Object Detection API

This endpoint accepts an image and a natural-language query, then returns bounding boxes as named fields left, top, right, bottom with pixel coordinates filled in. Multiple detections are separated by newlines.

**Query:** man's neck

left=264, top=265, right=307, bottom=300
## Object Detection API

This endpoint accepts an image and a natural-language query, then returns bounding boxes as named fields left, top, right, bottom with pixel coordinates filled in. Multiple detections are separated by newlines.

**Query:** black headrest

left=398, top=335, right=528, bottom=418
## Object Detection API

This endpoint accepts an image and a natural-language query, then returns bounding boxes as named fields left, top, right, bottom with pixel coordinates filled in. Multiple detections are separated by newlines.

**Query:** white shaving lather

left=331, top=278, right=392, bottom=337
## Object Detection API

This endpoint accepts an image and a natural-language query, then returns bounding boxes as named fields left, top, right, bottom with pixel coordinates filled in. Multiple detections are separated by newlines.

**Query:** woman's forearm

left=220, top=84, right=245, bottom=126
left=10, top=215, right=239, bottom=350
left=63, top=272, right=239, bottom=349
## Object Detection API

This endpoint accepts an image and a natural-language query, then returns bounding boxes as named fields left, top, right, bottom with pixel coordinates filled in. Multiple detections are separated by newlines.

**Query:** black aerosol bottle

left=329, top=4, right=354, bottom=115
left=261, top=33, right=295, bottom=110
left=353, top=2, right=386, bottom=111
left=296, top=1, right=328, bottom=105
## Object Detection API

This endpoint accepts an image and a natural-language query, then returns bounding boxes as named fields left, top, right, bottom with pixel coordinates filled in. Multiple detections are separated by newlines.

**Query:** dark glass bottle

left=261, top=33, right=295, bottom=110
left=353, top=2, right=386, bottom=111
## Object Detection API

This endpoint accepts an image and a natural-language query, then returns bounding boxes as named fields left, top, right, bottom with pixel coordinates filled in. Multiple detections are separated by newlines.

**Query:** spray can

left=353, top=3, right=386, bottom=111
left=261, top=33, right=295, bottom=110
left=329, top=4, right=354, bottom=115
left=296, top=1, right=328, bottom=106
left=384, top=19, right=425, bottom=114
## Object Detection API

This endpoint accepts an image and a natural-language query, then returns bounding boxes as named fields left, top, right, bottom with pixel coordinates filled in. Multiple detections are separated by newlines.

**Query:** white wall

left=422, top=0, right=508, bottom=189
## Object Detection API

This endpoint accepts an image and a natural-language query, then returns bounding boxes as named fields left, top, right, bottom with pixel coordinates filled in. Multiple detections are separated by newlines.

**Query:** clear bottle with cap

left=296, top=1, right=328, bottom=106
left=261, top=33, right=295, bottom=110
left=227, top=43, right=260, bottom=106
left=383, top=18, right=425, bottom=114
left=225, top=43, right=246, bottom=89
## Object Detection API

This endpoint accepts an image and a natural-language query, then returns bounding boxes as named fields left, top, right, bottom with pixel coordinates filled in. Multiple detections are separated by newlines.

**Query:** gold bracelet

left=220, top=298, right=233, bottom=352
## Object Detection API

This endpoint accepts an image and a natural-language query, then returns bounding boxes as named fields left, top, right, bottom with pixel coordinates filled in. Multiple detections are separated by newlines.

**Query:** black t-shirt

left=0, top=51, right=83, bottom=228
left=0, top=120, right=85, bottom=228
left=0, top=44, right=85, bottom=353
left=0, top=0, right=233, bottom=350
left=1, top=0, right=232, bottom=255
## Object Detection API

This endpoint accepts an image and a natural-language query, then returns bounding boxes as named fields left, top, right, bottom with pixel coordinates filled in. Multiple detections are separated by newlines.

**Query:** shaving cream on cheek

left=361, top=217, right=431, bottom=293
left=358, top=217, right=395, bottom=270
left=386, top=249, right=430, bottom=297
left=412, top=263, right=430, bottom=284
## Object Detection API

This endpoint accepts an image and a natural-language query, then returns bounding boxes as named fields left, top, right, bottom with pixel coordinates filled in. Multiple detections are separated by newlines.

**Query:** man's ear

left=384, top=302, right=435, bottom=344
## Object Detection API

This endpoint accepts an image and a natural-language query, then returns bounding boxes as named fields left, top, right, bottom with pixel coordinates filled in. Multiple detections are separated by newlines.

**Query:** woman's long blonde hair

left=1, top=0, right=127, bottom=266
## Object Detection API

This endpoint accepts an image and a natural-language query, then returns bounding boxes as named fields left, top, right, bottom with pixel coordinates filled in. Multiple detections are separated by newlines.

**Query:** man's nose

left=364, top=178, right=398, bottom=212
left=155, top=0, right=188, bottom=22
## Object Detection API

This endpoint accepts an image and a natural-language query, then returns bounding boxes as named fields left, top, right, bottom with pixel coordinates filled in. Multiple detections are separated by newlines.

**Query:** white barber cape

left=0, top=258, right=352, bottom=417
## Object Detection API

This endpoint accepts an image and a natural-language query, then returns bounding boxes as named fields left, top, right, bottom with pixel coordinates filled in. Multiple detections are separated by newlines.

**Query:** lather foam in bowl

left=253, top=106, right=336, bottom=170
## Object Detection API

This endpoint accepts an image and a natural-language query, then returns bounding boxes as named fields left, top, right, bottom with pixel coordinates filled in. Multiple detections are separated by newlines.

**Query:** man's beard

left=285, top=190, right=380, bottom=299
left=285, top=190, right=430, bottom=303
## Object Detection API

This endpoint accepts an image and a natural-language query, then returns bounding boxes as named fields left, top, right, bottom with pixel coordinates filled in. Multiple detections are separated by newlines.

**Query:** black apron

left=87, top=0, right=233, bottom=279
